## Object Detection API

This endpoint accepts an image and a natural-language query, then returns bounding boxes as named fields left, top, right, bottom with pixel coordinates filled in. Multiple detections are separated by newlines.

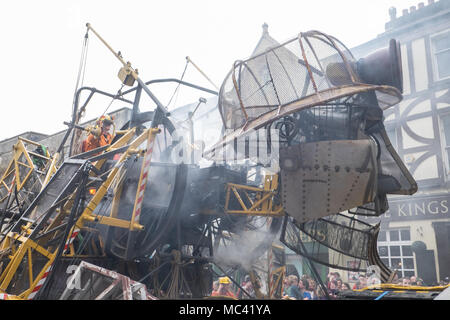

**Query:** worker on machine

left=82, top=115, right=114, bottom=153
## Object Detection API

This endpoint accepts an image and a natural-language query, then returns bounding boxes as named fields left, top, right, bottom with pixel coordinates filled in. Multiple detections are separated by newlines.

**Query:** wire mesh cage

left=218, top=30, right=402, bottom=132
left=280, top=214, right=392, bottom=281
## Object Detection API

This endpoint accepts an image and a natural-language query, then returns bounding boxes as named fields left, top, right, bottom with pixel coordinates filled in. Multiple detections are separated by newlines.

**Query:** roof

left=249, top=23, right=282, bottom=57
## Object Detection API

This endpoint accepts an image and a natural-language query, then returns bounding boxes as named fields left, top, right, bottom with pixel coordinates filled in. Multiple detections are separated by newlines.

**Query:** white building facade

left=352, top=0, right=450, bottom=285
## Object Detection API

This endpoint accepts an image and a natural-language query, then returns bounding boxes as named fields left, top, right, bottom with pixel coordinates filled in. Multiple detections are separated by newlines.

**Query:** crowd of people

left=282, top=271, right=445, bottom=300
left=283, top=273, right=337, bottom=300
left=210, top=274, right=262, bottom=299
left=210, top=272, right=449, bottom=300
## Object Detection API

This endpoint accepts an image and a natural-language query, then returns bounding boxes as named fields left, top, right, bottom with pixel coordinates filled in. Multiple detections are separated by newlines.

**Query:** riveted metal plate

left=280, top=139, right=378, bottom=222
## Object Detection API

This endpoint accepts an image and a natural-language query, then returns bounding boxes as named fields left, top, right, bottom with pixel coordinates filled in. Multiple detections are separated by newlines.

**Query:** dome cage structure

left=217, top=30, right=403, bottom=134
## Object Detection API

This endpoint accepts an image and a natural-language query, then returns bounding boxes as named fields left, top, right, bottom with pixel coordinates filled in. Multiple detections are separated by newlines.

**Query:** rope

left=101, top=83, right=126, bottom=117
left=166, top=59, right=189, bottom=109
left=80, top=39, right=89, bottom=90
left=165, top=249, right=193, bottom=299
left=186, top=56, right=219, bottom=90
left=72, top=29, right=90, bottom=120
left=69, top=29, right=90, bottom=157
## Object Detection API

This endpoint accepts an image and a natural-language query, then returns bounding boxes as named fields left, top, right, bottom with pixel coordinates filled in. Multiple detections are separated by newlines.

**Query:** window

left=377, top=228, right=415, bottom=278
left=431, top=30, right=450, bottom=80
left=439, top=113, right=450, bottom=176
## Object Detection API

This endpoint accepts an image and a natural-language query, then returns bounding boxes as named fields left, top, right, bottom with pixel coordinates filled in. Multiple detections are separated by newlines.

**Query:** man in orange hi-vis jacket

left=82, top=115, right=114, bottom=153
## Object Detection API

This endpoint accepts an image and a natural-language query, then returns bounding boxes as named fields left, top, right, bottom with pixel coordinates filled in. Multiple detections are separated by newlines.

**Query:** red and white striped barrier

left=64, top=228, right=80, bottom=252
left=28, top=227, right=79, bottom=299
left=132, top=132, right=156, bottom=224
left=27, top=265, right=52, bottom=300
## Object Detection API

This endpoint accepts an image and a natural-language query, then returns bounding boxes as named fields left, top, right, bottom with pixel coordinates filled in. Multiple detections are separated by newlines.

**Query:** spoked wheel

left=135, top=164, right=283, bottom=298
left=100, top=113, right=187, bottom=260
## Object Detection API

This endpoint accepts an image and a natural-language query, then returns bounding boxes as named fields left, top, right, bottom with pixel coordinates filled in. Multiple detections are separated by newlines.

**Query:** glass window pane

left=390, top=230, right=399, bottom=241
left=442, top=115, right=450, bottom=144
left=432, top=33, right=450, bottom=52
left=381, top=258, right=389, bottom=266
left=378, top=246, right=388, bottom=256
left=378, top=231, right=386, bottom=242
left=402, top=245, right=413, bottom=256
left=436, top=51, right=450, bottom=79
left=403, top=258, right=415, bottom=269
left=391, top=258, right=402, bottom=269
left=390, top=246, right=401, bottom=256
left=400, top=229, right=410, bottom=241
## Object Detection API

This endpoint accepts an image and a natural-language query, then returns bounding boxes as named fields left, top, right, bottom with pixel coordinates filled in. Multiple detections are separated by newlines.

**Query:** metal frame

left=66, top=78, right=217, bottom=158
left=0, top=126, right=163, bottom=299
left=0, top=138, right=57, bottom=204
left=59, top=261, right=157, bottom=300
left=224, top=174, right=283, bottom=216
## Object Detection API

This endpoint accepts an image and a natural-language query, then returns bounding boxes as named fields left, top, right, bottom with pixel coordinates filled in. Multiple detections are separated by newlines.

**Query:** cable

left=72, top=29, right=90, bottom=120
left=374, top=291, right=389, bottom=300
left=101, top=83, right=126, bottom=117
left=166, top=59, right=189, bottom=109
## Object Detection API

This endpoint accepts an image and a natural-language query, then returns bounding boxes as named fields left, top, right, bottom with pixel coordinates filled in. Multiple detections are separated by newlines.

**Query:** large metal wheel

left=95, top=112, right=187, bottom=260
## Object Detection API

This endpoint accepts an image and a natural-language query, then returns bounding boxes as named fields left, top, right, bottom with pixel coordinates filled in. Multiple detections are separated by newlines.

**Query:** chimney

left=428, top=0, right=434, bottom=5
left=389, top=7, right=397, bottom=20
left=410, top=5, right=417, bottom=13
left=418, top=2, right=425, bottom=9
left=262, top=22, right=269, bottom=35
left=402, top=8, right=409, bottom=16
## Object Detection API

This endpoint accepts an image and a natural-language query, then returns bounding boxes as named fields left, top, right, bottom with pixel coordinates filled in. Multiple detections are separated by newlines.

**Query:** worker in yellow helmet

left=211, top=276, right=237, bottom=299
left=82, top=115, right=114, bottom=153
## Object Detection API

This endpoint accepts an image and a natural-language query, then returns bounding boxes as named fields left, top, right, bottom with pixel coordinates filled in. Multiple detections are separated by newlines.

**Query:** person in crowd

left=336, top=278, right=343, bottom=290
left=298, top=278, right=312, bottom=300
left=282, top=275, right=290, bottom=296
left=237, top=275, right=255, bottom=299
left=328, top=280, right=339, bottom=296
left=211, top=276, right=237, bottom=298
left=341, top=282, right=352, bottom=291
left=327, top=272, right=336, bottom=284
left=400, top=277, right=411, bottom=286
left=415, top=278, right=425, bottom=286
left=211, top=280, right=219, bottom=295
left=307, top=278, right=317, bottom=300
left=283, top=275, right=303, bottom=300
left=353, top=274, right=367, bottom=289
left=333, top=272, right=342, bottom=280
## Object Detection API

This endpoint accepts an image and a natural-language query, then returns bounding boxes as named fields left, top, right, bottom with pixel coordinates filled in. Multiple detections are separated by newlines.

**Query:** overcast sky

left=0, top=0, right=421, bottom=142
